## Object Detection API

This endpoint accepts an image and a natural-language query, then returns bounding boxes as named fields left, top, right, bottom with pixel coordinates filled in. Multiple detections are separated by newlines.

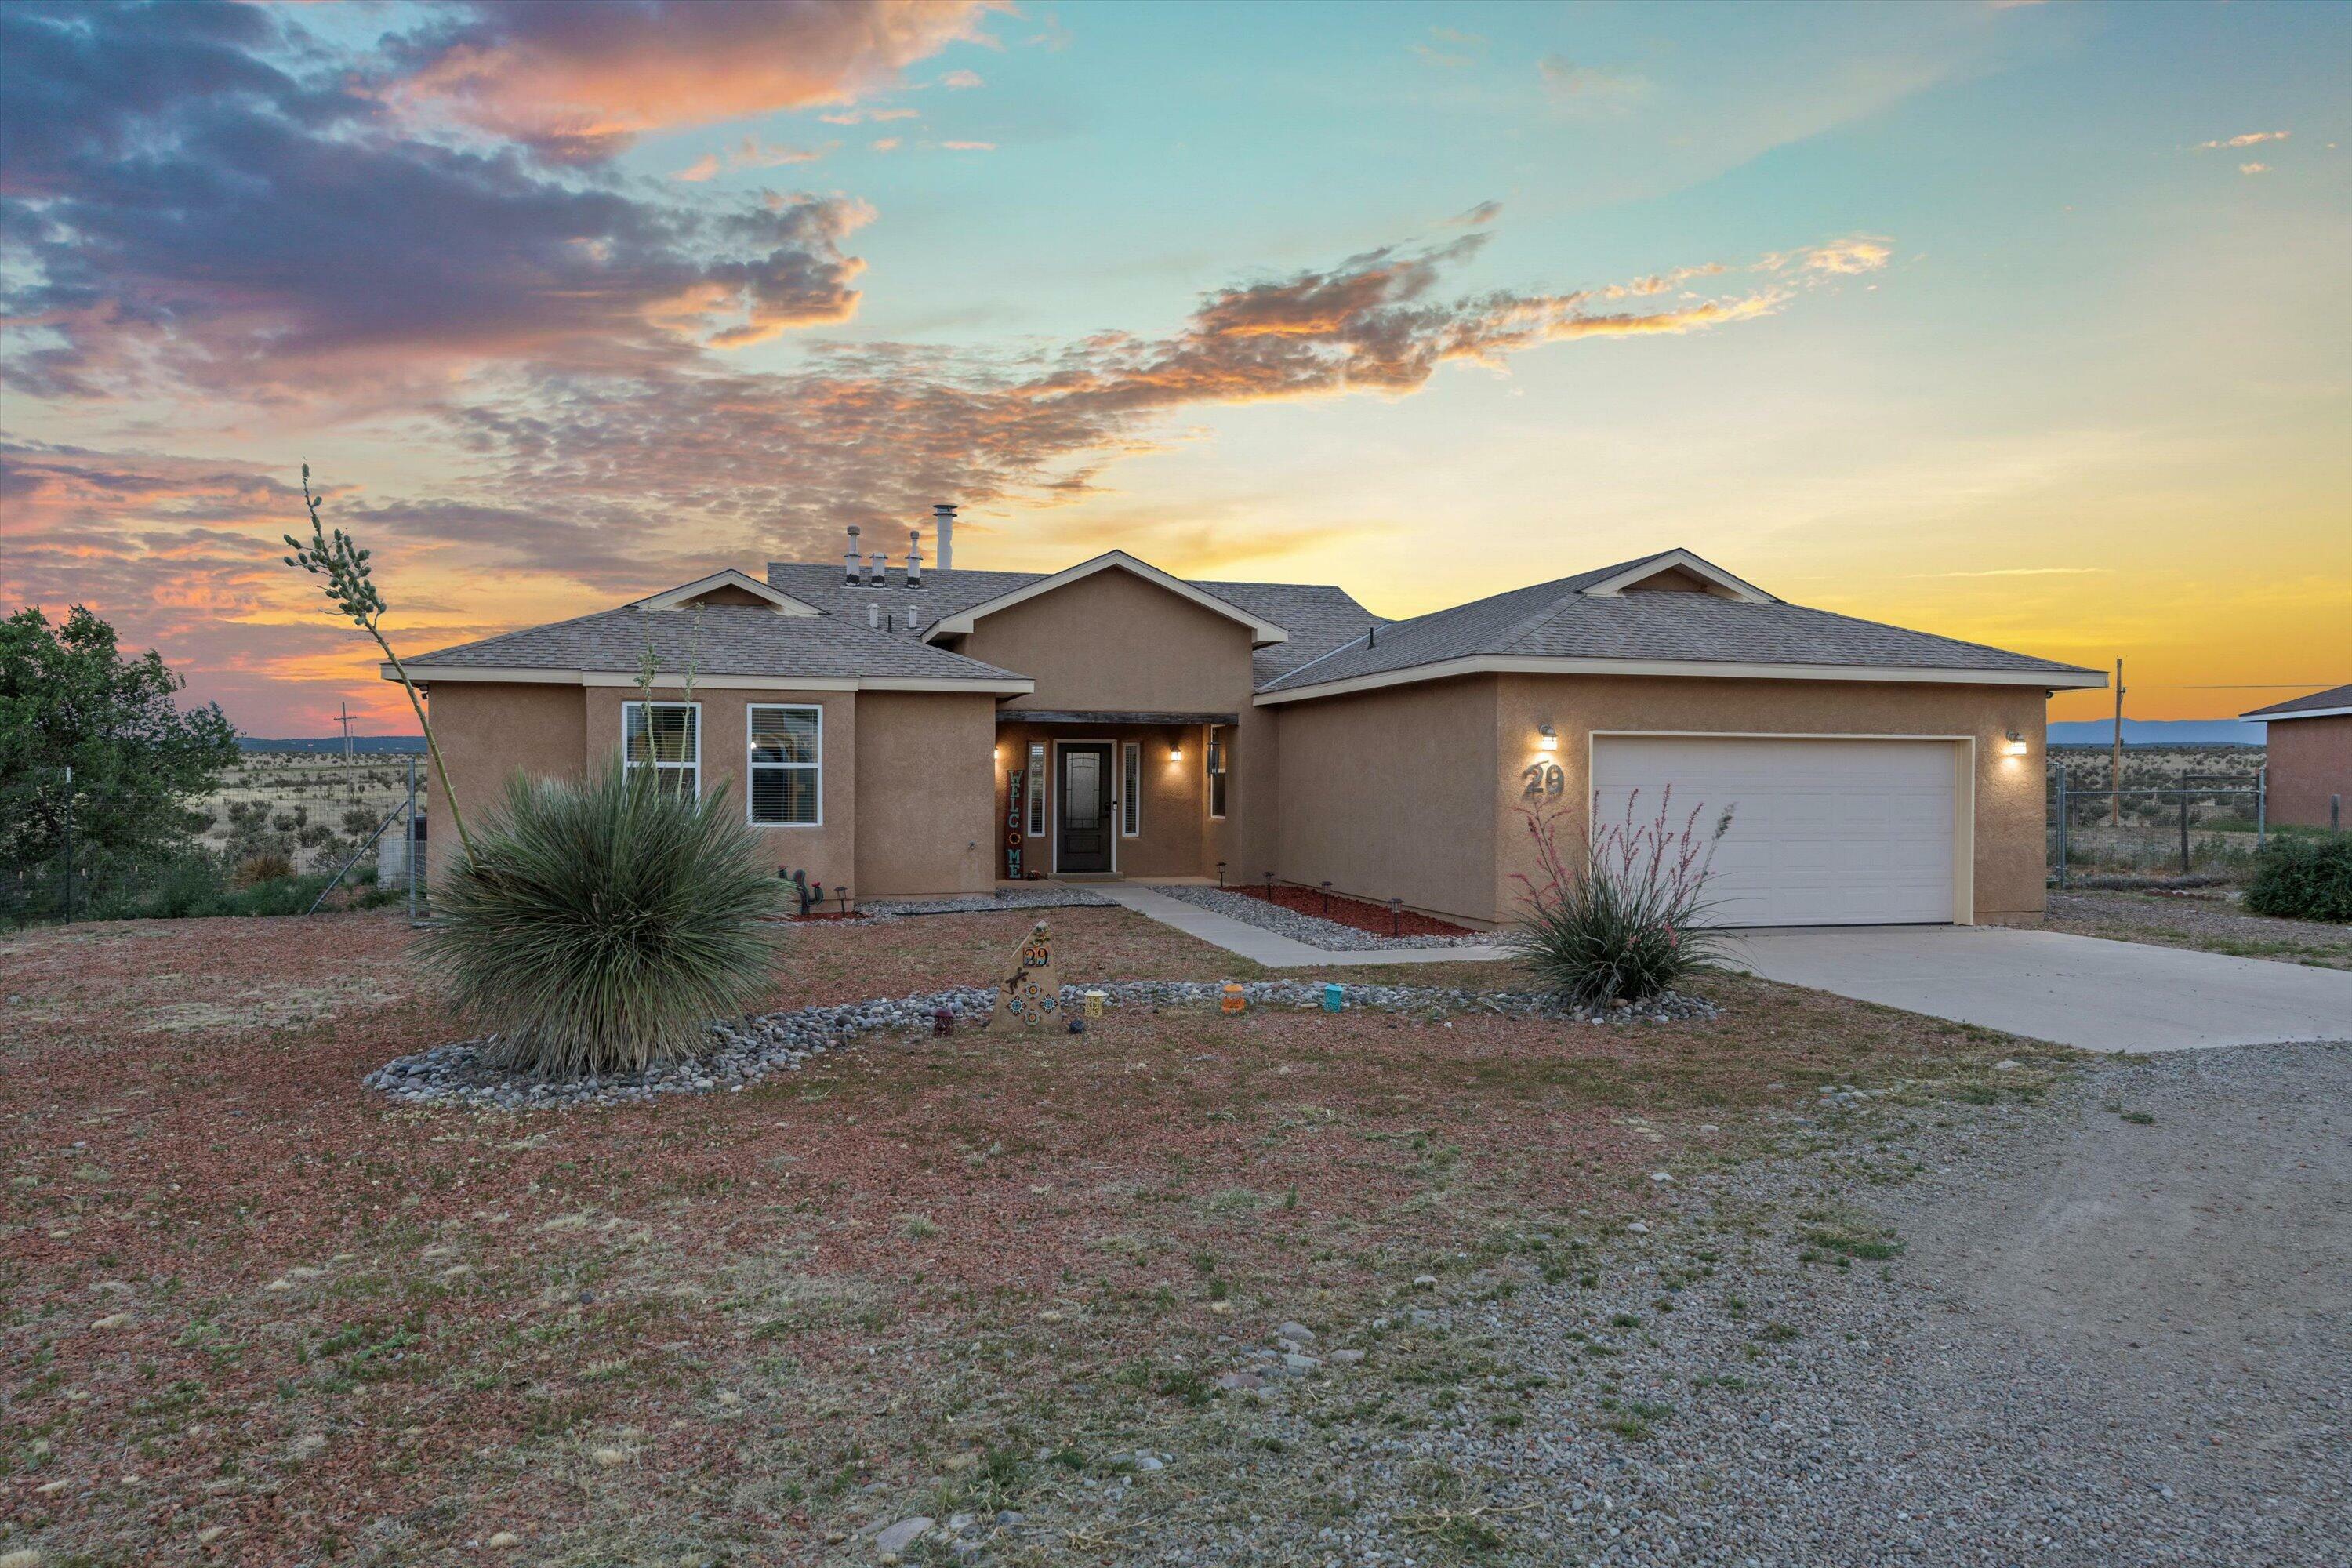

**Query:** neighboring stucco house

left=2241, top=684, right=2351, bottom=830
left=391, top=515, right=2104, bottom=928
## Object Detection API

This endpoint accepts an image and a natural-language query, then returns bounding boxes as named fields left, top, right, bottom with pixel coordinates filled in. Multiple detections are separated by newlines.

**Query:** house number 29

left=1522, top=762, right=1565, bottom=800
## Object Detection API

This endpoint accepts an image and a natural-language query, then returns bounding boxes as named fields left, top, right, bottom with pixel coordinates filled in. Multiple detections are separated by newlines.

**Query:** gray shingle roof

left=765, top=561, right=1383, bottom=691
left=1261, top=551, right=2101, bottom=692
left=406, top=603, right=1026, bottom=684
left=2242, top=683, right=2352, bottom=719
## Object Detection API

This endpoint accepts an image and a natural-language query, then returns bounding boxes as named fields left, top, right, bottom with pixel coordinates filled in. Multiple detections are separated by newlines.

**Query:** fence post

left=406, top=755, right=419, bottom=922
left=62, top=764, right=74, bottom=924
left=2056, top=767, right=2068, bottom=891
left=2256, top=765, right=2266, bottom=848
left=2179, top=774, right=2190, bottom=874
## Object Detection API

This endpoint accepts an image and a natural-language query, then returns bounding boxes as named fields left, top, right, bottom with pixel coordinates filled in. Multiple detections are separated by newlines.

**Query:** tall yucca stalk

left=421, top=763, right=780, bottom=1079
left=1506, top=787, right=1736, bottom=1007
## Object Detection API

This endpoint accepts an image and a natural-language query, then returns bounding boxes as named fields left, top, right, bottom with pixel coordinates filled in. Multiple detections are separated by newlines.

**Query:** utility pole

left=337, top=701, right=355, bottom=765
left=2109, top=657, right=2125, bottom=829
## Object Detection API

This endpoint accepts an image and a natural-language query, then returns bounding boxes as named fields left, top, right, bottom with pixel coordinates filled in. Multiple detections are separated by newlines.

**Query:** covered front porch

left=992, top=709, right=1234, bottom=882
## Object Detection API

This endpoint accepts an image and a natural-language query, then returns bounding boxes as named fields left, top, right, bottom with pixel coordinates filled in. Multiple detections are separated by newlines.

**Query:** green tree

left=0, top=606, right=240, bottom=876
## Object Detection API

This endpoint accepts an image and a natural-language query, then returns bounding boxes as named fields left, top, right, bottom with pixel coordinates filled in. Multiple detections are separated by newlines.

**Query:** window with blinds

left=747, top=705, right=821, bottom=825
left=622, top=702, right=700, bottom=798
left=1120, top=742, right=1141, bottom=837
left=1207, top=729, right=1228, bottom=819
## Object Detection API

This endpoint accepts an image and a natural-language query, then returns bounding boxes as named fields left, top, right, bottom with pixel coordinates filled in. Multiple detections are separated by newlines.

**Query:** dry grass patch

left=0, top=906, right=2071, bottom=1564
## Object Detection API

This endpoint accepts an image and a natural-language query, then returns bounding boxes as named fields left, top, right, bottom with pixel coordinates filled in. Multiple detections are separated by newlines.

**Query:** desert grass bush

left=1506, top=789, right=1735, bottom=1007
left=2244, top=831, right=2352, bottom=923
left=421, top=763, right=780, bottom=1078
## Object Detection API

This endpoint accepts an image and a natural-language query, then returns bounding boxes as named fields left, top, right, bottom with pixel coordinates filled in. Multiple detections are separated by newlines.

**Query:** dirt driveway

left=1233, top=1040, right=2352, bottom=1567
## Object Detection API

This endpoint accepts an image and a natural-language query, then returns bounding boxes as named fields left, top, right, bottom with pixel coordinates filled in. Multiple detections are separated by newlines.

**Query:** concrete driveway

left=1727, top=924, right=2352, bottom=1052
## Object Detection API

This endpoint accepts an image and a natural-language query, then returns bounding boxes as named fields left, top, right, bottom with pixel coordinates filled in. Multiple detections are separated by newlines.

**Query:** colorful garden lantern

left=1322, top=982, right=1344, bottom=1013
left=1221, top=981, right=1247, bottom=1015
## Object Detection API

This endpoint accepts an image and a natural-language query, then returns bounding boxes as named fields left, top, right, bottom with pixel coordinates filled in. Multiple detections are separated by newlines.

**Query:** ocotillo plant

left=281, top=463, right=475, bottom=860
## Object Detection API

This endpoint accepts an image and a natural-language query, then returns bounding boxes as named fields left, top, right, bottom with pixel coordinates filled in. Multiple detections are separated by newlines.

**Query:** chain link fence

left=4, top=750, right=428, bottom=927
left=2047, top=764, right=2267, bottom=887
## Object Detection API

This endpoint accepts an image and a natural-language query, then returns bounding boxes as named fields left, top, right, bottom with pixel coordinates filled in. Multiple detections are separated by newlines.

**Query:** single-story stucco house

left=2241, top=684, right=2351, bottom=830
left=390, top=509, right=2105, bottom=928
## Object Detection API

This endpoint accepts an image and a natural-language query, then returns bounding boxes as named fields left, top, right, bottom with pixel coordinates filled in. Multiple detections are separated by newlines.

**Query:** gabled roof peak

left=917, top=550, right=1291, bottom=646
left=630, top=569, right=819, bottom=615
left=1578, top=549, right=1777, bottom=604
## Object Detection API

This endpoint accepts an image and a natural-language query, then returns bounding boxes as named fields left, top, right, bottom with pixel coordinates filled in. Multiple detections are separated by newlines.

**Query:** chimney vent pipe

left=844, top=524, right=862, bottom=584
left=867, top=550, right=886, bottom=585
left=867, top=603, right=880, bottom=630
left=906, top=529, right=924, bottom=586
left=932, top=503, right=956, bottom=572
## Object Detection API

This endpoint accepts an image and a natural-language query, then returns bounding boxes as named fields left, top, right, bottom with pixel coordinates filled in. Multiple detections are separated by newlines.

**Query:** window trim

left=1025, top=741, right=1046, bottom=837
left=746, top=703, right=823, bottom=828
left=1207, top=728, right=1228, bottom=820
left=621, top=699, right=702, bottom=798
left=1120, top=741, right=1141, bottom=838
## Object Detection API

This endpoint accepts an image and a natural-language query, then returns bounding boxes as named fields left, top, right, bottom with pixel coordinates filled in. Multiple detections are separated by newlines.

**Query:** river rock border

left=365, top=979, right=1717, bottom=1112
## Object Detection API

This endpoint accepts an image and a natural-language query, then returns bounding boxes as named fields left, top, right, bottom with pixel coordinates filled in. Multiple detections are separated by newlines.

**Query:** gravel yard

left=2047, top=888, right=2352, bottom=969
left=5, top=906, right=2341, bottom=1567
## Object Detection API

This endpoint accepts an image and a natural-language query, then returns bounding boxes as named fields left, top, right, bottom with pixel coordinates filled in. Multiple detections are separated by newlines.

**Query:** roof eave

left=2242, top=704, right=2352, bottom=723
left=1255, top=654, right=2108, bottom=706
left=384, top=662, right=1034, bottom=697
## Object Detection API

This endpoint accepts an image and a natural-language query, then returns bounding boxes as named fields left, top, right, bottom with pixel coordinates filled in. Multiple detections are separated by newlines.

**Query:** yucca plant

left=420, top=763, right=780, bottom=1079
left=1506, top=787, right=1736, bottom=1007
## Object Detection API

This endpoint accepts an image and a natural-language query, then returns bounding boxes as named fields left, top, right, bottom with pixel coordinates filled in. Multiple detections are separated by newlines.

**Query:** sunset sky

left=4, top=0, right=2346, bottom=733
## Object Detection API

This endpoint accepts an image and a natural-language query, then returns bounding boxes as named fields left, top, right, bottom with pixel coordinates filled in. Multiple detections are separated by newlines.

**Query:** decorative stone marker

left=989, top=920, right=1061, bottom=1029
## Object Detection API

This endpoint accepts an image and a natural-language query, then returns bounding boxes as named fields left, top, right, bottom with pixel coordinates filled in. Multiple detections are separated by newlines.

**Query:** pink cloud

left=391, top=0, right=996, bottom=158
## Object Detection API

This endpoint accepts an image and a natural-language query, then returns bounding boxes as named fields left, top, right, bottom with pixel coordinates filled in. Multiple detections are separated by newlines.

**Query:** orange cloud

left=393, top=0, right=997, bottom=158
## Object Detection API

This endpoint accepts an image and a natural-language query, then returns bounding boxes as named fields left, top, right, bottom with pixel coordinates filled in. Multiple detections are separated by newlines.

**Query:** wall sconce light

left=2002, top=729, right=2028, bottom=757
left=1169, top=743, right=1183, bottom=762
left=1537, top=723, right=1559, bottom=753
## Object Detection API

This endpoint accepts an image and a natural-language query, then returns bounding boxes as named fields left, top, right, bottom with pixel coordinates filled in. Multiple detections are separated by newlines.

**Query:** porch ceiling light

left=1537, top=723, right=1559, bottom=752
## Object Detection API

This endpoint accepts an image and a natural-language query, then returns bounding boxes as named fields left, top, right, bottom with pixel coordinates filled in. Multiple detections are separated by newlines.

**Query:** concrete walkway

left=1728, top=924, right=2352, bottom=1053
left=1094, top=884, right=1514, bottom=969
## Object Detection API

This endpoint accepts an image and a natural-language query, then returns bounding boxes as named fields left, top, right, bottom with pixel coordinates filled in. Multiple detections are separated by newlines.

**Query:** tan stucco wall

left=853, top=691, right=997, bottom=895
left=1267, top=674, right=1502, bottom=924
left=958, top=565, right=1264, bottom=880
left=1490, top=674, right=2051, bottom=926
left=420, top=681, right=588, bottom=882
left=959, top=568, right=1259, bottom=717
left=2265, top=714, right=2351, bottom=829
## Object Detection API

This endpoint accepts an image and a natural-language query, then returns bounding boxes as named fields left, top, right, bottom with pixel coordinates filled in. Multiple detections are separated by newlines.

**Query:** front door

left=1058, top=743, right=1114, bottom=873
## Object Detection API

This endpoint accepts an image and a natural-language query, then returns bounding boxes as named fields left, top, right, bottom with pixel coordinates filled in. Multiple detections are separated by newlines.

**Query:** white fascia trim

left=918, top=550, right=1290, bottom=646
left=386, top=663, right=1033, bottom=695
left=1580, top=549, right=1777, bottom=604
left=631, top=569, right=821, bottom=615
left=2244, top=705, right=2351, bottom=723
left=1254, top=654, right=2108, bottom=706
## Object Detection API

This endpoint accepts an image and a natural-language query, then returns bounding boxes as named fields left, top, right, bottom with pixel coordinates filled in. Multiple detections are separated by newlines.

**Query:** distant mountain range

left=238, top=735, right=427, bottom=754
left=2049, top=719, right=2263, bottom=746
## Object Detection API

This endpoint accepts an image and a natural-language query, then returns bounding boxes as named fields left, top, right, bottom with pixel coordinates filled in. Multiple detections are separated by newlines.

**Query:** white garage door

left=1592, top=736, right=1959, bottom=927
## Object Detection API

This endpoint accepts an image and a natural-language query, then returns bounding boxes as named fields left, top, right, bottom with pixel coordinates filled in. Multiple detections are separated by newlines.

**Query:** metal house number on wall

left=1522, top=762, right=1565, bottom=800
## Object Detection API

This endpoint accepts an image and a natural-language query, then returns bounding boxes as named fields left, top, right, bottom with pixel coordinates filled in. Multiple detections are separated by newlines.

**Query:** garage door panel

left=1592, top=737, right=1958, bottom=927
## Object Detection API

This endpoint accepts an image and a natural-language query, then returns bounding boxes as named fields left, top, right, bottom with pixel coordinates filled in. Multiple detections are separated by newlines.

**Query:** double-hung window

left=1207, top=729, right=1228, bottom=819
left=622, top=701, right=700, bottom=797
left=748, top=705, right=822, bottom=826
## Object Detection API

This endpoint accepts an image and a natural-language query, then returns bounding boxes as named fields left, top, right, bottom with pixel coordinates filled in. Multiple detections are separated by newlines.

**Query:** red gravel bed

left=1228, top=882, right=1480, bottom=938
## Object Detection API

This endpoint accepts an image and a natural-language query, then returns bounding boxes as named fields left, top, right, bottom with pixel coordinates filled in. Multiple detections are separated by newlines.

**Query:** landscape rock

left=874, top=1517, right=933, bottom=1554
